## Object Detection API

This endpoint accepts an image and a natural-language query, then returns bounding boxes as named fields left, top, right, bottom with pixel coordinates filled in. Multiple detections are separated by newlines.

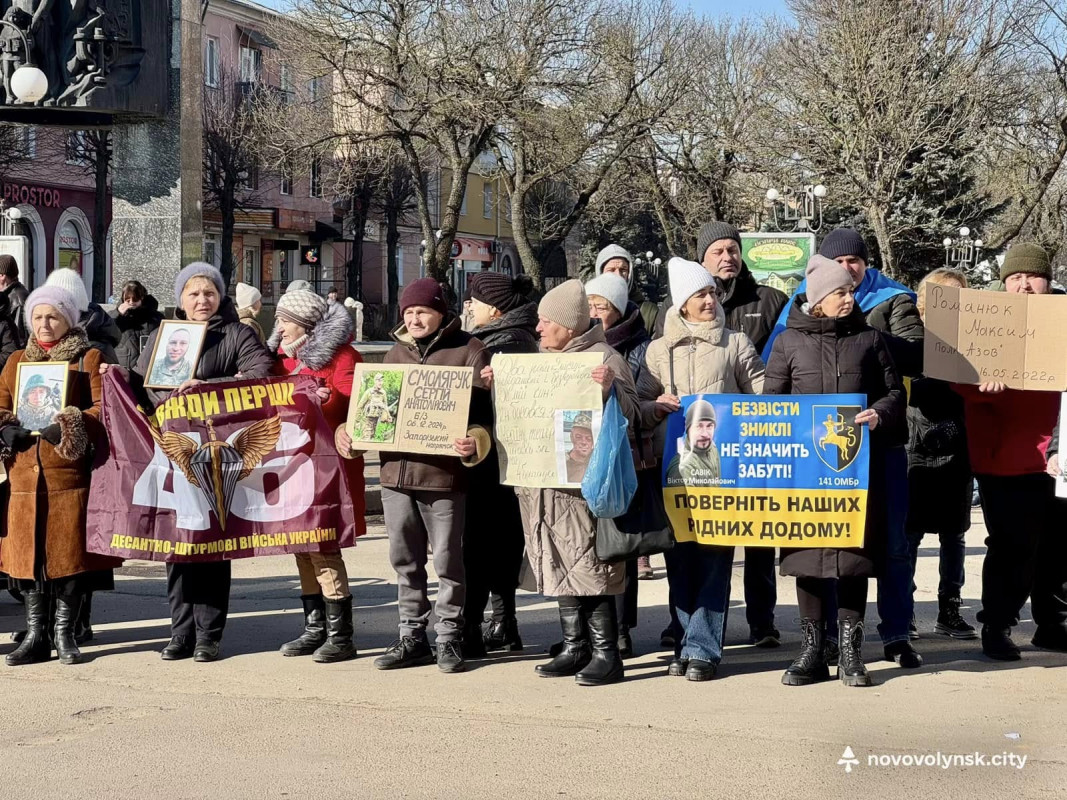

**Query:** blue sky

left=684, top=0, right=788, bottom=18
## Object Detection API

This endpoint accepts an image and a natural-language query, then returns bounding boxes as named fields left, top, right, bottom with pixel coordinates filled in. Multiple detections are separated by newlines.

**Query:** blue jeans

left=906, top=527, right=966, bottom=599
left=666, top=541, right=734, bottom=663
left=825, top=448, right=913, bottom=645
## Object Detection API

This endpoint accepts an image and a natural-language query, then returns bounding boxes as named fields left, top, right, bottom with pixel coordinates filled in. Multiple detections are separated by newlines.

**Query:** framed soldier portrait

left=13, top=361, right=70, bottom=434
left=145, top=320, right=208, bottom=390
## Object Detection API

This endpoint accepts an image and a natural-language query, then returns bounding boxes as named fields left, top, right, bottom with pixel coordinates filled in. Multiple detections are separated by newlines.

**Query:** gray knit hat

left=276, top=289, right=328, bottom=331
left=174, top=261, right=225, bottom=304
left=696, top=222, right=741, bottom=262
left=538, top=279, right=589, bottom=331
left=805, top=255, right=853, bottom=309
left=1000, top=243, right=1052, bottom=282
left=595, top=245, right=633, bottom=286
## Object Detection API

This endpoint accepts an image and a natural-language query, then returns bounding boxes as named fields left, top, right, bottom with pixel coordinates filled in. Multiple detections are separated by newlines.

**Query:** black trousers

left=167, top=561, right=232, bottom=642
left=743, top=547, right=777, bottom=629
left=976, top=473, right=1067, bottom=630
left=615, top=558, right=639, bottom=630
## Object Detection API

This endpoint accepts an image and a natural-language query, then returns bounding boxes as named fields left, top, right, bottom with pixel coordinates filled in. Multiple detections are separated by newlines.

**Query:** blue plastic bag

left=581, top=389, right=638, bottom=518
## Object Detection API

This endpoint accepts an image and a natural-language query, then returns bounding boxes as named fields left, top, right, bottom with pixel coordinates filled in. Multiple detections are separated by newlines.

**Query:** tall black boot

left=75, top=591, right=94, bottom=644
left=6, top=591, right=52, bottom=666
left=313, top=596, right=357, bottom=663
left=535, top=596, right=590, bottom=677
left=54, top=594, right=84, bottom=665
left=280, top=594, right=327, bottom=657
left=782, top=618, right=830, bottom=686
left=576, top=597, right=624, bottom=686
left=838, top=616, right=872, bottom=687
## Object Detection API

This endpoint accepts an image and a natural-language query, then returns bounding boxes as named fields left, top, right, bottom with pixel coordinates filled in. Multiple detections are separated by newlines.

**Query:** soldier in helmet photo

left=16, top=371, right=63, bottom=432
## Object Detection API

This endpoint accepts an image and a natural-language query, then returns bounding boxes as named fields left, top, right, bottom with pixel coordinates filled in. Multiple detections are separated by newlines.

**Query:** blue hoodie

left=761, top=268, right=916, bottom=362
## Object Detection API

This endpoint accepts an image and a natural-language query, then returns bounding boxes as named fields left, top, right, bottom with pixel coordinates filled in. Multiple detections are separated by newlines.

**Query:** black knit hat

left=469, top=272, right=531, bottom=313
left=696, top=221, right=742, bottom=262
left=819, top=228, right=869, bottom=263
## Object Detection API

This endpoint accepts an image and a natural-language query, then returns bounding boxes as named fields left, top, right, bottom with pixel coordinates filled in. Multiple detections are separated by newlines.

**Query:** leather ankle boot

left=483, top=617, right=523, bottom=652
left=838, top=617, right=872, bottom=687
left=576, top=597, right=624, bottom=686
left=782, top=618, right=830, bottom=686
left=6, top=591, right=52, bottom=666
left=54, top=594, right=84, bottom=665
left=536, top=597, right=590, bottom=677
left=280, top=594, right=327, bottom=656
left=313, top=596, right=357, bottom=663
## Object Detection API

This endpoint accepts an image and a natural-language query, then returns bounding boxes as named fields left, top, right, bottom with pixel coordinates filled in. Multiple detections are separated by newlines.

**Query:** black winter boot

left=576, top=597, right=624, bottom=686
left=54, top=594, right=84, bottom=665
left=6, top=591, right=51, bottom=666
left=981, top=625, right=1021, bottom=661
left=463, top=618, right=488, bottom=659
left=313, top=596, right=357, bottom=663
left=483, top=617, right=523, bottom=652
left=935, top=596, right=977, bottom=639
left=782, top=618, right=830, bottom=686
left=838, top=617, right=872, bottom=687
left=75, top=591, right=94, bottom=644
left=536, top=597, right=591, bottom=677
left=280, top=594, right=327, bottom=656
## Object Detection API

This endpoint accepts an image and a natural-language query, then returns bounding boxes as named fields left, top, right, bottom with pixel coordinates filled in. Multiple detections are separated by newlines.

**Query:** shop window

left=243, top=246, right=259, bottom=286
left=57, top=220, right=82, bottom=273
left=204, top=237, right=219, bottom=267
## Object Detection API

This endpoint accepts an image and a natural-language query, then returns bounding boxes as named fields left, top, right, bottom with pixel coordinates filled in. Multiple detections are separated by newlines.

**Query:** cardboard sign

left=923, top=284, right=1065, bottom=391
left=492, top=353, right=603, bottom=488
left=347, top=363, right=473, bottom=455
left=662, top=394, right=869, bottom=548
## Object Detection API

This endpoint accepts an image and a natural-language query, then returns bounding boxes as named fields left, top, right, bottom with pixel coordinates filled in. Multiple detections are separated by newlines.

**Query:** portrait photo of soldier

left=14, top=365, right=67, bottom=433
left=558, top=410, right=596, bottom=485
left=352, top=370, right=399, bottom=444
left=146, top=321, right=207, bottom=389
left=666, top=399, right=721, bottom=488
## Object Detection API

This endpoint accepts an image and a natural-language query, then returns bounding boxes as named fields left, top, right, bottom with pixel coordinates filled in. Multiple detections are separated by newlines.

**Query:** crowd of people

left=0, top=225, right=1063, bottom=687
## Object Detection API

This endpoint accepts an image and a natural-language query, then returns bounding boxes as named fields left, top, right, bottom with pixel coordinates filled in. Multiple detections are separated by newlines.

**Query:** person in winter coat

left=957, top=245, right=1067, bottom=660
left=0, top=254, right=29, bottom=346
left=906, top=269, right=976, bottom=639
left=765, top=256, right=906, bottom=688
left=110, top=280, right=164, bottom=372
left=0, top=293, right=20, bottom=373
left=595, top=244, right=662, bottom=336
left=640, top=258, right=765, bottom=681
left=482, top=279, right=639, bottom=686
left=129, top=263, right=274, bottom=662
left=269, top=290, right=366, bottom=663
left=236, top=282, right=265, bottom=342
left=45, top=268, right=122, bottom=365
left=0, top=285, right=122, bottom=666
left=585, top=270, right=658, bottom=654
left=461, top=271, right=538, bottom=657
left=334, top=277, right=492, bottom=674
left=763, top=228, right=924, bottom=669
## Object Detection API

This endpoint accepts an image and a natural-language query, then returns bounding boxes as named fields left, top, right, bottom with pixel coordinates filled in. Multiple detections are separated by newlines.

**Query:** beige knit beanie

left=538, top=279, right=589, bottom=331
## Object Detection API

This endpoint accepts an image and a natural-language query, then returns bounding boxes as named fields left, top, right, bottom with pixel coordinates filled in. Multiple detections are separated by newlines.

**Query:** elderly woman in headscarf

left=0, top=284, right=121, bottom=666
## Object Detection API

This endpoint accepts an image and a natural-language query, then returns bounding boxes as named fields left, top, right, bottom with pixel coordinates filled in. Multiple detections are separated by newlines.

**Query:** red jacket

left=954, top=384, right=1058, bottom=476
left=271, top=310, right=366, bottom=538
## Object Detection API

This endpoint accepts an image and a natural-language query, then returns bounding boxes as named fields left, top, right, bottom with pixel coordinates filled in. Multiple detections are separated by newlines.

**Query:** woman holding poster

left=270, top=290, right=366, bottom=663
left=764, top=255, right=905, bottom=688
left=132, top=263, right=273, bottom=663
left=640, top=258, right=765, bottom=682
left=0, top=285, right=121, bottom=666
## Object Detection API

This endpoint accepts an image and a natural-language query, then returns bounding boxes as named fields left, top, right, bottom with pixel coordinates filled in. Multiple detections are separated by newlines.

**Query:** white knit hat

left=45, top=268, right=90, bottom=313
left=668, top=257, right=716, bottom=309
left=585, top=273, right=629, bottom=315
left=236, top=282, right=261, bottom=309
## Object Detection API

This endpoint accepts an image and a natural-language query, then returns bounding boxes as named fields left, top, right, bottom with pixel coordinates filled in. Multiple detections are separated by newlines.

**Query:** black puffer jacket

left=654, top=264, right=787, bottom=354
left=81, top=303, right=121, bottom=364
left=906, top=377, right=971, bottom=535
left=765, top=296, right=906, bottom=579
left=111, top=295, right=164, bottom=372
left=864, top=292, right=924, bottom=377
left=0, top=295, right=19, bottom=373
left=469, top=302, right=539, bottom=355
left=134, top=296, right=274, bottom=409
left=2, top=281, right=29, bottom=347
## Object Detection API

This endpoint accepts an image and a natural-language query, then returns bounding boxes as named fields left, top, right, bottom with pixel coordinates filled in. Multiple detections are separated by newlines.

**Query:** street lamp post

left=0, top=20, right=50, bottom=104
left=0, top=199, right=23, bottom=237
left=942, top=227, right=983, bottom=272
left=632, top=250, right=663, bottom=297
left=765, top=184, right=828, bottom=233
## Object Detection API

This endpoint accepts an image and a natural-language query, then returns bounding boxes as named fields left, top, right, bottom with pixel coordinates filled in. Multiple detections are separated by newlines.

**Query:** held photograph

left=555, top=408, right=600, bottom=486
left=145, top=320, right=208, bottom=390
left=350, top=369, right=401, bottom=445
left=13, top=361, right=69, bottom=434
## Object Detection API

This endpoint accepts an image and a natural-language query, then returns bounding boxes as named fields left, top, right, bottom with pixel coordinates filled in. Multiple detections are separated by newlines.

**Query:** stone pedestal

left=111, top=0, right=203, bottom=306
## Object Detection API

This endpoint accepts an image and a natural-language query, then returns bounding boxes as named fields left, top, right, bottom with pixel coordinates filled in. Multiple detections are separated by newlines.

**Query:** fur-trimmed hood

left=268, top=301, right=353, bottom=370
left=22, top=328, right=92, bottom=363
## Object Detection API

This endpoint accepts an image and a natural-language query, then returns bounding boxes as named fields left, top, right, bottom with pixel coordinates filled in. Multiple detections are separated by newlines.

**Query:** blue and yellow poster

left=662, top=393, right=869, bottom=548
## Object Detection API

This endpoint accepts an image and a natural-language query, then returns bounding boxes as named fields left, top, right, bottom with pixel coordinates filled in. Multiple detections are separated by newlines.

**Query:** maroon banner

left=87, top=371, right=358, bottom=562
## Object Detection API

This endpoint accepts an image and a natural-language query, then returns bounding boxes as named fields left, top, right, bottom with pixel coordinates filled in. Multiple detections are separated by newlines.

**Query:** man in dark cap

left=0, top=254, right=28, bottom=346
